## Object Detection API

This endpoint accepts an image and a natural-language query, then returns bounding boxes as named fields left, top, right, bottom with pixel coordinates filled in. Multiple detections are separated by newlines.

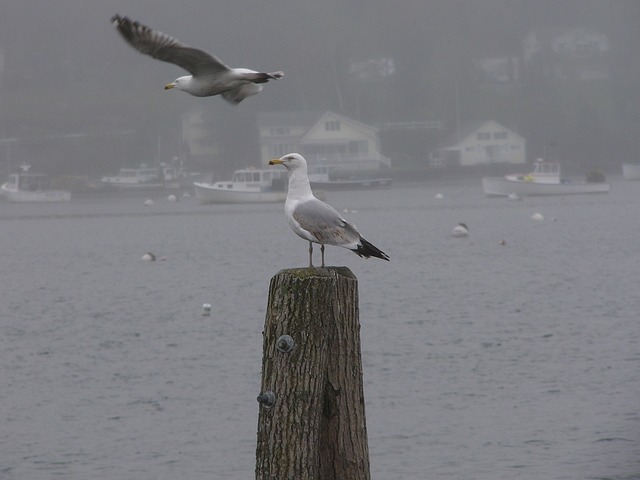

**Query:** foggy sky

left=1, top=0, right=639, bottom=175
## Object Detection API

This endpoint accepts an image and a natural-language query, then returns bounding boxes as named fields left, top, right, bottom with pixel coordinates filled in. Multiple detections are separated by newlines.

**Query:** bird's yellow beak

left=164, top=83, right=175, bottom=90
left=268, top=159, right=283, bottom=165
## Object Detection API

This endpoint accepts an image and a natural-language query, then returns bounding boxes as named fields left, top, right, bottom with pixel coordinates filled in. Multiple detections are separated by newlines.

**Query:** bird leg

left=308, top=241, right=314, bottom=268
left=321, top=244, right=325, bottom=268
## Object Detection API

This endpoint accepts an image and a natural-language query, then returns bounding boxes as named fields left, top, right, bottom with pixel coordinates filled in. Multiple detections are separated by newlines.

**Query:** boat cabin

left=215, top=168, right=287, bottom=191
left=6, top=173, right=52, bottom=192
left=531, top=160, right=561, bottom=184
left=505, top=159, right=562, bottom=184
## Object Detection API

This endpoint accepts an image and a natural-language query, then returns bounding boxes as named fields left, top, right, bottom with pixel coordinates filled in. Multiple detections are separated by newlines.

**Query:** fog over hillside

left=1, top=0, right=638, bottom=176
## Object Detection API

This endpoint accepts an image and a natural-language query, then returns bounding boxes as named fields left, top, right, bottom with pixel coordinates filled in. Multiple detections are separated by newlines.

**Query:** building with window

left=257, top=111, right=391, bottom=173
left=429, top=121, right=526, bottom=167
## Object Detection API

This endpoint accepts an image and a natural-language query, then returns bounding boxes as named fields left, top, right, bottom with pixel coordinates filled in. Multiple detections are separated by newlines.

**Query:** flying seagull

left=269, top=153, right=389, bottom=268
left=111, top=14, right=284, bottom=105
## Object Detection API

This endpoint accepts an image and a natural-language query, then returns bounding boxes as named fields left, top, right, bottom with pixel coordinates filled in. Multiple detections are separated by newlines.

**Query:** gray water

left=1, top=178, right=638, bottom=480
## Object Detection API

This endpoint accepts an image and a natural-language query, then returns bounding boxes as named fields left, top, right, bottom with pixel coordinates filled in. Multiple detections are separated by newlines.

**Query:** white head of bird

left=268, top=152, right=307, bottom=173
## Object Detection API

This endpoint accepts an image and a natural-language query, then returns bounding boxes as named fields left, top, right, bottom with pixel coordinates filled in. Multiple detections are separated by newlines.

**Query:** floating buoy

left=531, top=213, right=544, bottom=221
left=202, top=303, right=212, bottom=316
left=435, top=193, right=444, bottom=200
left=142, top=252, right=156, bottom=261
left=452, top=223, right=469, bottom=238
left=144, top=199, right=154, bottom=206
left=167, top=194, right=178, bottom=202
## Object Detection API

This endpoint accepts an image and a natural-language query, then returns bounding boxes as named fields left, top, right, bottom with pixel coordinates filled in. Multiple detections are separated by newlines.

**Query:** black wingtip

left=111, top=14, right=144, bottom=48
left=111, top=14, right=131, bottom=37
left=111, top=14, right=124, bottom=25
left=355, top=237, right=389, bottom=261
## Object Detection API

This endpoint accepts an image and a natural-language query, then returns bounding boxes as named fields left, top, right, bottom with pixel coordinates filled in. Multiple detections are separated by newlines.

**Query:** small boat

left=482, top=159, right=609, bottom=197
left=622, top=163, right=640, bottom=181
left=308, top=166, right=392, bottom=191
left=101, top=164, right=160, bottom=188
left=193, top=167, right=288, bottom=204
left=0, top=164, right=71, bottom=202
left=100, top=163, right=195, bottom=190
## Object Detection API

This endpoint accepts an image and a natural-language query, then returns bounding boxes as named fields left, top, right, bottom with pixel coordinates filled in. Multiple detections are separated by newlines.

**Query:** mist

left=2, top=3, right=640, bottom=477
left=1, top=0, right=639, bottom=177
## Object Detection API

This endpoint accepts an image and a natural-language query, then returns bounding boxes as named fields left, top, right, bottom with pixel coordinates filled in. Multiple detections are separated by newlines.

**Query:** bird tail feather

left=247, top=71, right=284, bottom=84
left=354, top=237, right=389, bottom=261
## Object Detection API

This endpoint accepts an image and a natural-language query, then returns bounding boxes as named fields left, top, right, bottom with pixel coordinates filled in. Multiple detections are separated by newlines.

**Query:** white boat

left=101, top=163, right=193, bottom=189
left=193, top=167, right=288, bottom=204
left=308, top=166, right=392, bottom=191
left=622, top=163, right=640, bottom=180
left=482, top=159, right=610, bottom=197
left=1, top=164, right=71, bottom=202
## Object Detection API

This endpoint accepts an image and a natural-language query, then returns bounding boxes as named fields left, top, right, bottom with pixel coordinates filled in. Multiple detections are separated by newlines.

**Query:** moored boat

left=193, top=167, right=288, bottom=204
left=622, top=163, right=640, bottom=181
left=100, top=163, right=196, bottom=190
left=0, top=164, right=71, bottom=202
left=308, top=165, right=392, bottom=190
left=482, top=159, right=609, bottom=197
left=101, top=164, right=160, bottom=188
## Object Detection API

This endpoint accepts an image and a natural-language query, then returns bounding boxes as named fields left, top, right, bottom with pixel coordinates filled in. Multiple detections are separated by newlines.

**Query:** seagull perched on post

left=111, top=14, right=284, bottom=105
left=269, top=153, right=389, bottom=268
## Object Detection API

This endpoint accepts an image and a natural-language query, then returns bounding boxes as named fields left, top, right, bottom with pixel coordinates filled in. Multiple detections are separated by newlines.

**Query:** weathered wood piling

left=256, top=267, right=370, bottom=480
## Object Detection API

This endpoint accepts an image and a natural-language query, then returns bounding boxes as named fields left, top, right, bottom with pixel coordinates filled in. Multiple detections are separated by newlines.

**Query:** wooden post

left=256, top=267, right=371, bottom=480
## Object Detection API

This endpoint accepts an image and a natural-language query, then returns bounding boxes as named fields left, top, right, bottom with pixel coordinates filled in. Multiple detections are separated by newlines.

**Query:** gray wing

left=111, top=15, right=230, bottom=77
left=292, top=199, right=361, bottom=246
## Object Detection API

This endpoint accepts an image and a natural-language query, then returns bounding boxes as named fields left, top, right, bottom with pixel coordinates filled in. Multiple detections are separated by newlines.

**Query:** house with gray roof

left=429, top=120, right=526, bottom=168
left=257, top=111, right=391, bottom=173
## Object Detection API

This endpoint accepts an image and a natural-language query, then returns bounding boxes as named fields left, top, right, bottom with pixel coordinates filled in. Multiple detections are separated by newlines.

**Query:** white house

left=257, top=111, right=391, bottom=173
left=430, top=121, right=526, bottom=167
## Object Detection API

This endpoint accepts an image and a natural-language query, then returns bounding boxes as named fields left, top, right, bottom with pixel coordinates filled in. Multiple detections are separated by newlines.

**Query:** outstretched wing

left=111, top=14, right=230, bottom=77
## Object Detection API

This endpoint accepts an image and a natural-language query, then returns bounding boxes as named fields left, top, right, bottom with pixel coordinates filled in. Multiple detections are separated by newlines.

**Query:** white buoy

left=202, top=303, right=212, bottom=316
left=435, top=193, right=444, bottom=200
left=452, top=223, right=469, bottom=238
left=167, top=194, right=178, bottom=202
left=531, top=213, right=544, bottom=221
left=142, top=252, right=156, bottom=261
left=144, top=199, right=154, bottom=206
